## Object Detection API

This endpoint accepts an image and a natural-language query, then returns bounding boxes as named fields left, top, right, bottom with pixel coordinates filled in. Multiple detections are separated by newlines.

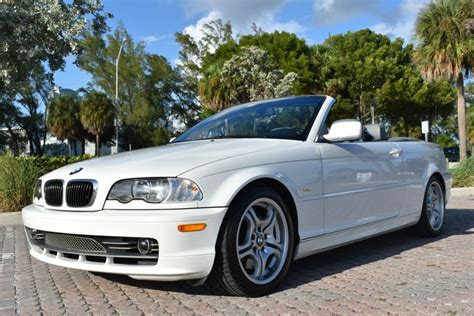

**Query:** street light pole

left=114, top=38, right=126, bottom=154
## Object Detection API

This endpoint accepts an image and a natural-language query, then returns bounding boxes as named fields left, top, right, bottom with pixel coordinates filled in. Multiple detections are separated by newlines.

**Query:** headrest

left=363, top=124, right=388, bottom=141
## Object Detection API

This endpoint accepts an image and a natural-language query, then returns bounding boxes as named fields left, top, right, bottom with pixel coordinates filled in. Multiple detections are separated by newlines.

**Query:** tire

left=414, top=177, right=446, bottom=237
left=207, top=186, right=295, bottom=297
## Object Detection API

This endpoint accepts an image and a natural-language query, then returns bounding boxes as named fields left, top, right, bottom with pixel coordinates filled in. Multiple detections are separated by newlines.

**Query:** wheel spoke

left=432, top=191, right=439, bottom=202
left=238, top=243, right=253, bottom=260
left=262, top=206, right=277, bottom=234
left=265, top=235, right=282, bottom=252
left=252, top=251, right=265, bottom=279
left=245, top=214, right=256, bottom=234
left=263, top=243, right=281, bottom=262
left=247, top=206, right=262, bottom=228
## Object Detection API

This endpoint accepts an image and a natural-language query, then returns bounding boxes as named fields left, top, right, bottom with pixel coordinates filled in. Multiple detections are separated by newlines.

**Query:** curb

left=450, top=187, right=474, bottom=197
left=0, top=212, right=22, bottom=226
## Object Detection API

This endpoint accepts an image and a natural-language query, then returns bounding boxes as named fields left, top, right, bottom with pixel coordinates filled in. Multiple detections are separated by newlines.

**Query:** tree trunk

left=68, top=139, right=72, bottom=157
left=96, top=134, right=100, bottom=156
left=41, top=104, right=48, bottom=155
left=81, top=139, right=85, bottom=156
left=456, top=73, right=467, bottom=161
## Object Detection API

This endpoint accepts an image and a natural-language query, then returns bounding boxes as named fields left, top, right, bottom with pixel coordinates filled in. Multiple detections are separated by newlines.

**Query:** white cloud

left=313, top=0, right=384, bottom=25
left=313, top=0, right=429, bottom=41
left=370, top=0, right=429, bottom=41
left=140, top=34, right=173, bottom=45
left=181, top=0, right=285, bottom=24
left=180, top=0, right=305, bottom=46
left=182, top=10, right=222, bottom=45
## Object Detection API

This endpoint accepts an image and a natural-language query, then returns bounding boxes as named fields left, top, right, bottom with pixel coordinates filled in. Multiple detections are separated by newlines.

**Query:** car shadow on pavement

left=96, top=207, right=474, bottom=296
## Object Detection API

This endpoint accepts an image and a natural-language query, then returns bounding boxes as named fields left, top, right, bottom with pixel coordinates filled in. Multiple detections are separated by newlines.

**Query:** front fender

left=195, top=165, right=302, bottom=208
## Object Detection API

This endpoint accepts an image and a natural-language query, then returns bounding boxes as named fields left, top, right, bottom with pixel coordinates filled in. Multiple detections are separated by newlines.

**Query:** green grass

left=450, top=157, right=474, bottom=188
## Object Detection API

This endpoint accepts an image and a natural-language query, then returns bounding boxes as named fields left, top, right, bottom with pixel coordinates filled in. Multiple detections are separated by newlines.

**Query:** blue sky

left=55, top=0, right=429, bottom=90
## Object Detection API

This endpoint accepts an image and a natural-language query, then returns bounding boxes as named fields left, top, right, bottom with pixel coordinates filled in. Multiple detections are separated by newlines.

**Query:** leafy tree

left=48, top=95, right=86, bottom=155
left=0, top=99, right=27, bottom=155
left=413, top=0, right=474, bottom=160
left=196, top=27, right=321, bottom=113
left=377, top=67, right=456, bottom=138
left=239, top=31, right=316, bottom=94
left=77, top=24, right=177, bottom=148
left=321, top=29, right=413, bottom=121
left=1, top=66, right=54, bottom=156
left=199, top=46, right=297, bottom=112
left=174, top=19, right=234, bottom=123
left=318, top=29, right=456, bottom=138
left=80, top=92, right=114, bottom=156
left=0, top=0, right=110, bottom=94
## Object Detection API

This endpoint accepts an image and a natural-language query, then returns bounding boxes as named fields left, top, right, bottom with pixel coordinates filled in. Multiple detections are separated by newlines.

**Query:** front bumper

left=22, top=204, right=227, bottom=281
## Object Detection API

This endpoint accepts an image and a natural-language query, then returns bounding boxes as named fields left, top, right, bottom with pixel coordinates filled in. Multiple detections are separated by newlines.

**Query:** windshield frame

left=174, top=95, right=327, bottom=143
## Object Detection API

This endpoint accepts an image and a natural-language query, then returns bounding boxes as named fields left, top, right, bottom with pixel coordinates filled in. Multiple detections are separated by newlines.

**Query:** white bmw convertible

left=23, top=95, right=451, bottom=296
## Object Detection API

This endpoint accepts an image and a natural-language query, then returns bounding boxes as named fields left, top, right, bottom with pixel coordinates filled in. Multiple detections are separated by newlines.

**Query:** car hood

left=46, top=138, right=299, bottom=180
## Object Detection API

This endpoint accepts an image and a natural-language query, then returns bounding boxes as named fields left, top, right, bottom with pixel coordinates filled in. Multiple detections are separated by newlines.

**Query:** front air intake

left=66, top=180, right=97, bottom=207
left=44, top=180, right=63, bottom=206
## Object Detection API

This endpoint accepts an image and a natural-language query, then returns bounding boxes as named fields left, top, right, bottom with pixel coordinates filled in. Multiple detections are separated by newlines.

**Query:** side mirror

left=323, top=119, right=362, bottom=142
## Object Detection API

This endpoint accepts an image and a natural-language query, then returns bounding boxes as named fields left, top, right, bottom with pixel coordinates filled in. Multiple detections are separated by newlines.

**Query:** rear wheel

left=207, top=187, right=294, bottom=296
left=415, top=177, right=445, bottom=237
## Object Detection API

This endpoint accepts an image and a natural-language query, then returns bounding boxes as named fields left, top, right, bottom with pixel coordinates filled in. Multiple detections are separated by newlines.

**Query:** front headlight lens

left=33, top=179, right=42, bottom=203
left=108, top=178, right=203, bottom=203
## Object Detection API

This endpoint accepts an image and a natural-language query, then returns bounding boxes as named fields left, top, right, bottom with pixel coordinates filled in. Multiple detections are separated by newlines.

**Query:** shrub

left=0, top=155, right=92, bottom=213
left=0, top=156, right=43, bottom=213
left=450, top=157, right=474, bottom=188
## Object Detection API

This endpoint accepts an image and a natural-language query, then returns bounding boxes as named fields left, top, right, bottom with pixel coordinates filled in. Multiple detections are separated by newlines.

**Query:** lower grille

left=44, top=180, right=63, bottom=206
left=45, top=233, right=106, bottom=254
left=26, top=228, right=159, bottom=265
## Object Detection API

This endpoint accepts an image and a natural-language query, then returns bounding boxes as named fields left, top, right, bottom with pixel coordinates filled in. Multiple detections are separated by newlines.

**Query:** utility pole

left=114, top=38, right=127, bottom=154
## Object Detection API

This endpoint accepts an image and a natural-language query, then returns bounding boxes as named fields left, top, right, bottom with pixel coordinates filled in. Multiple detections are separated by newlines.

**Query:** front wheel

left=415, top=177, right=446, bottom=237
left=207, top=187, right=294, bottom=296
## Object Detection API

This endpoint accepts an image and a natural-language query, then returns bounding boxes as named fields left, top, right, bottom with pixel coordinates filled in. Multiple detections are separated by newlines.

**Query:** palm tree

left=80, top=92, right=114, bottom=156
left=413, top=0, right=473, bottom=160
left=47, top=95, right=85, bottom=155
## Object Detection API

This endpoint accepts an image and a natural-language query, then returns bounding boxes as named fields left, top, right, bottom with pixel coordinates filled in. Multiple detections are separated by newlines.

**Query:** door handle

left=389, top=148, right=402, bottom=158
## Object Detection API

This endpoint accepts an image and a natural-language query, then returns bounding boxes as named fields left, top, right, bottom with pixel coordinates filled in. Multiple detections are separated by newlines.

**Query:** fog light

left=137, top=238, right=152, bottom=255
left=31, top=229, right=44, bottom=240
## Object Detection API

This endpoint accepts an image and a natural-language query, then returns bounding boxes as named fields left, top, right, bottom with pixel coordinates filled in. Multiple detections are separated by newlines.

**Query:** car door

left=319, top=141, right=405, bottom=234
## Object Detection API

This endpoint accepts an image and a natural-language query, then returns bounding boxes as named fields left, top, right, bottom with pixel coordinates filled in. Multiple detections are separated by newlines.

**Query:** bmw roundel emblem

left=70, top=167, right=83, bottom=175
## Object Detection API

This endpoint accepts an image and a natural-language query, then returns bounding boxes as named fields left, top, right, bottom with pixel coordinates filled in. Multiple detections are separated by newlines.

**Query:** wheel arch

left=429, top=171, right=446, bottom=201
left=230, top=177, right=300, bottom=247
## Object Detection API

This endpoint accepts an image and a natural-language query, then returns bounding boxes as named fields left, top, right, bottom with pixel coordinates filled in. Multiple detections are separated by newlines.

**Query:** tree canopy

left=413, top=0, right=473, bottom=159
left=0, top=0, right=110, bottom=94
left=77, top=24, right=180, bottom=148
left=80, top=92, right=114, bottom=156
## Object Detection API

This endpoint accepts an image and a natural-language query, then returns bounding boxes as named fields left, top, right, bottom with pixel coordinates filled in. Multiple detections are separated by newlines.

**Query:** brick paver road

left=1, top=196, right=473, bottom=315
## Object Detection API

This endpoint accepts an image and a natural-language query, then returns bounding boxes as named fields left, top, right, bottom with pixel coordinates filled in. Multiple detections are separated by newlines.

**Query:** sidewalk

left=0, top=212, right=22, bottom=226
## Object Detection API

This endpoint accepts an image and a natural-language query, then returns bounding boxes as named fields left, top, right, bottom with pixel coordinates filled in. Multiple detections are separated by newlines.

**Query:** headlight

left=108, top=178, right=203, bottom=203
left=33, top=179, right=42, bottom=204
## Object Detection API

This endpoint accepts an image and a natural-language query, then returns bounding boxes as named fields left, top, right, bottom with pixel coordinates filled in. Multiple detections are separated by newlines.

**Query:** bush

left=450, top=157, right=474, bottom=188
left=0, top=155, right=92, bottom=213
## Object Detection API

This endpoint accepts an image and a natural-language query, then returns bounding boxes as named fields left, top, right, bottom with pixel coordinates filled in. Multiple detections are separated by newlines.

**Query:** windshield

left=175, top=96, right=326, bottom=142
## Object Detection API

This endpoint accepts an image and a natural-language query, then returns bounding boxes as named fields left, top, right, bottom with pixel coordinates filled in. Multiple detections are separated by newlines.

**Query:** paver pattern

left=1, top=196, right=473, bottom=315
